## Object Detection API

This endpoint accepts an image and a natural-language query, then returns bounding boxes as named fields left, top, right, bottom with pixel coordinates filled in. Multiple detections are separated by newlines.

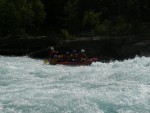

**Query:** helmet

left=81, top=49, right=85, bottom=53
left=51, top=47, right=54, bottom=50
left=73, top=50, right=76, bottom=53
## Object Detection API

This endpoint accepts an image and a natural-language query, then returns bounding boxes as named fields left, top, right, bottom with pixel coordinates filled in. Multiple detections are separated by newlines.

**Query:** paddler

left=48, top=46, right=58, bottom=64
left=78, top=49, right=88, bottom=62
left=70, top=50, right=78, bottom=62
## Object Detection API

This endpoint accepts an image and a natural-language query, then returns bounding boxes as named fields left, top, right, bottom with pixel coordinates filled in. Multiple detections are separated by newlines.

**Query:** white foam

left=0, top=56, right=150, bottom=113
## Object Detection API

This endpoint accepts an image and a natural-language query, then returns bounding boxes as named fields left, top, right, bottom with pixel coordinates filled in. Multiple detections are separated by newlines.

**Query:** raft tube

left=54, top=58, right=99, bottom=66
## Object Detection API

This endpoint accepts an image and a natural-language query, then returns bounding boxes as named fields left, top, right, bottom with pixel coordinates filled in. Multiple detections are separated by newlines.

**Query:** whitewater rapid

left=0, top=56, right=150, bottom=113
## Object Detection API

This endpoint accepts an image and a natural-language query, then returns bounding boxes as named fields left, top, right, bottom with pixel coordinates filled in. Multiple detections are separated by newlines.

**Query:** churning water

left=0, top=56, right=150, bottom=113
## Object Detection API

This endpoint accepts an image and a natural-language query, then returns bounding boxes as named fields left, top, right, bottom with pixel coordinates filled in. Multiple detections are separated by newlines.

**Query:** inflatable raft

left=50, top=58, right=99, bottom=66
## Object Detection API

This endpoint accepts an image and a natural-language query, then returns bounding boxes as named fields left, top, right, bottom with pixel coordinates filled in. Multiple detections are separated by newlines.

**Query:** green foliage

left=0, top=0, right=45, bottom=36
left=30, top=0, right=45, bottom=24
left=82, top=11, right=102, bottom=34
left=0, top=0, right=19, bottom=35
left=0, top=0, right=150, bottom=37
left=94, top=20, right=112, bottom=35
left=61, top=29, right=75, bottom=40
left=83, top=11, right=101, bottom=29
left=64, top=0, right=79, bottom=20
left=82, top=11, right=111, bottom=35
left=111, top=17, right=132, bottom=35
left=63, top=0, right=80, bottom=31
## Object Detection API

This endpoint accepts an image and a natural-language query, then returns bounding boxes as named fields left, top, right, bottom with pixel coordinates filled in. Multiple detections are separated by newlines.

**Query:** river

left=0, top=56, right=150, bottom=113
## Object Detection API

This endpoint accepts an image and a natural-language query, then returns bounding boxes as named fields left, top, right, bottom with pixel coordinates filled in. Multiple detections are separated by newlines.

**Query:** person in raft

left=70, top=50, right=78, bottom=62
left=48, top=46, right=58, bottom=64
left=78, top=49, right=88, bottom=62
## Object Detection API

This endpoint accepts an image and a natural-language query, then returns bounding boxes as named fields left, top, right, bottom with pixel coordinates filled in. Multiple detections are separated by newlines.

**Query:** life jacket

left=78, top=53, right=84, bottom=58
left=63, top=53, right=71, bottom=61
left=78, top=53, right=88, bottom=61
left=49, top=50, right=57, bottom=58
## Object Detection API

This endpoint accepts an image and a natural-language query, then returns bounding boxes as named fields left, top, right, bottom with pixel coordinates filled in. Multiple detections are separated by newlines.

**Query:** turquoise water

left=0, top=56, right=150, bottom=113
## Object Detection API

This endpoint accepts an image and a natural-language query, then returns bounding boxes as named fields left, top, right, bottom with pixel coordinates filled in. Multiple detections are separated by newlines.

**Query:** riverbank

left=0, top=34, right=150, bottom=62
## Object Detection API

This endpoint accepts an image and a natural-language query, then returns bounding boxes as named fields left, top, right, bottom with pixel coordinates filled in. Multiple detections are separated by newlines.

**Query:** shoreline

left=0, top=35, right=150, bottom=62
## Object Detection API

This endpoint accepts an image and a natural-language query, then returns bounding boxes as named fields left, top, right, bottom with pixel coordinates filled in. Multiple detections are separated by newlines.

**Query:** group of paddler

left=47, top=46, right=89, bottom=64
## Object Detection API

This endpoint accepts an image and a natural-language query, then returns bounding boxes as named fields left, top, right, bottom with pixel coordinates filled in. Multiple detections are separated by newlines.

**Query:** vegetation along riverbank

left=0, top=0, right=150, bottom=61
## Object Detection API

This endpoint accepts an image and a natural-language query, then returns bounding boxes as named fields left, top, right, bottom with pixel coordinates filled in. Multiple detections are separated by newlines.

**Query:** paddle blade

left=44, top=59, right=49, bottom=64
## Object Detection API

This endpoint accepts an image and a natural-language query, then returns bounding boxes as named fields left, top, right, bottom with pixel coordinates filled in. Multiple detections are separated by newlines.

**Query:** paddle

left=43, top=59, right=49, bottom=64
